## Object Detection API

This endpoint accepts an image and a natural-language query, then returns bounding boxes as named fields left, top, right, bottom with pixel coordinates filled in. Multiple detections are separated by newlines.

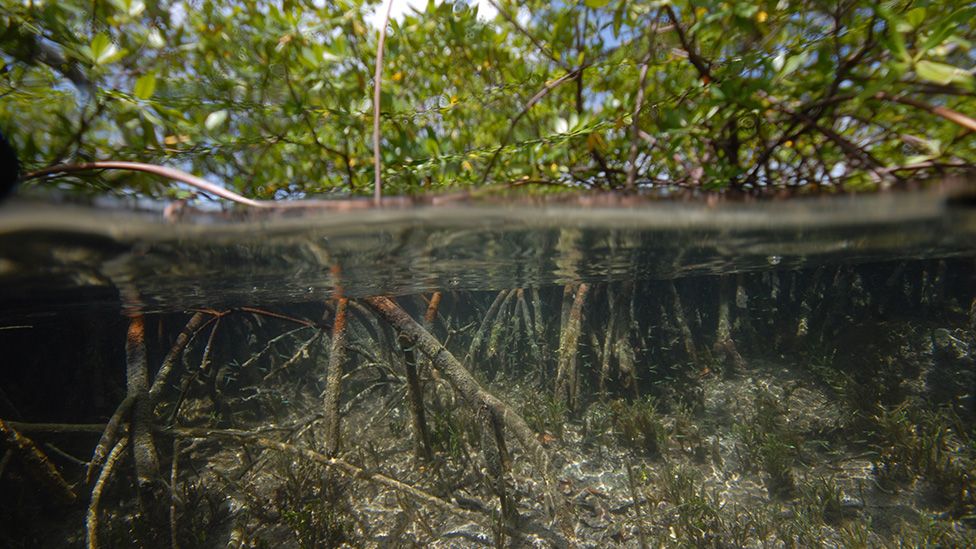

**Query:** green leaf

left=584, top=0, right=611, bottom=8
left=147, top=28, right=165, bottom=49
left=204, top=109, right=228, bottom=130
left=133, top=73, right=157, bottom=100
left=876, top=6, right=910, bottom=64
left=88, top=33, right=126, bottom=65
left=918, top=7, right=976, bottom=57
left=780, top=54, right=806, bottom=78
left=90, top=33, right=112, bottom=63
left=904, top=8, right=926, bottom=29
left=915, top=60, right=974, bottom=87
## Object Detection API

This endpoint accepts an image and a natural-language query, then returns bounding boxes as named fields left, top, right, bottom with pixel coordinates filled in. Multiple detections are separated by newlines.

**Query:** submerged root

left=713, top=276, right=746, bottom=373
left=86, top=395, right=135, bottom=485
left=148, top=312, right=209, bottom=404
left=86, top=437, right=128, bottom=549
left=668, top=282, right=698, bottom=363
left=364, top=296, right=568, bottom=526
left=399, top=331, right=433, bottom=460
left=555, top=283, right=589, bottom=411
left=176, top=428, right=487, bottom=527
left=322, top=298, right=349, bottom=457
left=0, top=418, right=76, bottom=505
left=468, top=290, right=510, bottom=360
left=125, top=315, right=160, bottom=495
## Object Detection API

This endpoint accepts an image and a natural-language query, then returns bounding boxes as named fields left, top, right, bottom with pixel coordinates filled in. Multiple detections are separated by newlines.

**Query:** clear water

left=1, top=191, right=974, bottom=547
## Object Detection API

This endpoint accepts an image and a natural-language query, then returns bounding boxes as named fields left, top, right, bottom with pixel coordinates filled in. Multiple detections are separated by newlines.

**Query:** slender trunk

left=487, top=289, right=517, bottom=359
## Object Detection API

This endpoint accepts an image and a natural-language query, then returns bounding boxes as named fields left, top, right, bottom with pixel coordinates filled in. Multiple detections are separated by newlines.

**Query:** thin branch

left=25, top=161, right=269, bottom=208
left=478, top=69, right=581, bottom=185
left=372, top=0, right=395, bottom=206
left=283, top=65, right=356, bottom=189
left=876, top=93, right=976, bottom=133
left=487, top=0, right=568, bottom=69
left=664, top=6, right=713, bottom=83
left=626, top=12, right=663, bottom=190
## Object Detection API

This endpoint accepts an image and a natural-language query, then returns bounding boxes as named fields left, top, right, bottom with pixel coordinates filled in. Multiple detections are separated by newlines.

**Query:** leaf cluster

left=1, top=0, right=973, bottom=200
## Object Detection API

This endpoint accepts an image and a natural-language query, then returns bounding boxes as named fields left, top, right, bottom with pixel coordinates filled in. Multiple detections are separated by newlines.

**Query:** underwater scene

left=1, top=193, right=975, bottom=548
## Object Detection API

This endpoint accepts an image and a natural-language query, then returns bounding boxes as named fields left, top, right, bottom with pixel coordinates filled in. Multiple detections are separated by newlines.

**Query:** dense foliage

left=1, top=0, right=974, bottom=200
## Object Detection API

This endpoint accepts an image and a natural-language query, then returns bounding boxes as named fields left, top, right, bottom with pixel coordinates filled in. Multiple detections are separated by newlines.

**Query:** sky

left=365, top=0, right=500, bottom=27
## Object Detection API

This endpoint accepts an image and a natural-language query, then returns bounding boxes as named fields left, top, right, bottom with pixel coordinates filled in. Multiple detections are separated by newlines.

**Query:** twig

left=664, top=5, right=713, bottom=83
left=372, top=0, right=395, bottom=205
left=44, top=443, right=90, bottom=467
left=626, top=13, right=662, bottom=190
left=478, top=69, right=582, bottom=186
left=237, top=306, right=320, bottom=329
left=626, top=460, right=649, bottom=549
left=880, top=160, right=970, bottom=174
left=487, top=0, right=567, bottom=69
left=238, top=326, right=314, bottom=371
left=875, top=92, right=976, bottom=133
left=261, top=331, right=323, bottom=381
left=170, top=438, right=181, bottom=549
